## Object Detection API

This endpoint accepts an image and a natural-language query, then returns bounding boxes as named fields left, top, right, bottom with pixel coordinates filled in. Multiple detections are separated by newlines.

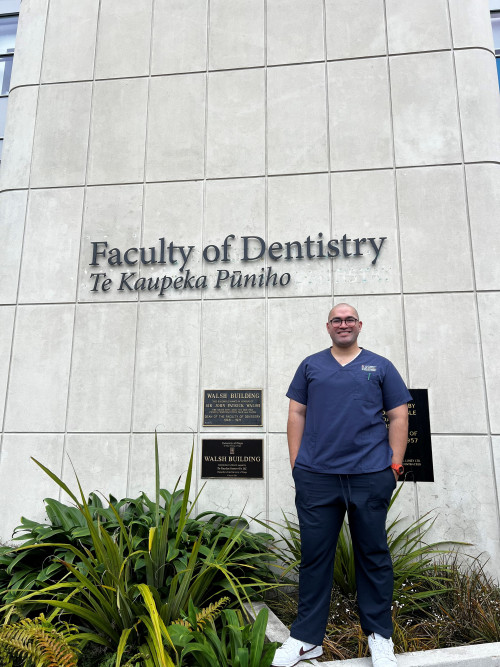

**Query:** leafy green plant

left=0, top=435, right=280, bottom=661
left=0, top=493, right=122, bottom=613
left=259, top=483, right=459, bottom=612
left=172, top=607, right=277, bottom=667
left=267, top=528, right=500, bottom=661
left=427, top=553, right=500, bottom=645
left=0, top=613, right=80, bottom=667
left=271, top=553, right=500, bottom=663
left=172, top=596, right=230, bottom=631
left=1, top=451, right=276, bottom=618
left=121, top=583, right=177, bottom=667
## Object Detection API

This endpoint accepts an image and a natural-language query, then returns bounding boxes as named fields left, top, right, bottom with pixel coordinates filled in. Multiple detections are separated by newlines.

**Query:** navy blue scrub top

left=286, top=348, right=412, bottom=474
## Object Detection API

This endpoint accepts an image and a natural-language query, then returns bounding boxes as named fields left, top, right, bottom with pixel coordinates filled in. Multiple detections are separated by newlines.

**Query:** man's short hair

left=329, top=303, right=360, bottom=320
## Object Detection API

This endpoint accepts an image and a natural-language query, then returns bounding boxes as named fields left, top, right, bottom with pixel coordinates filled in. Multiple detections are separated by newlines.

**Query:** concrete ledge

left=244, top=602, right=500, bottom=666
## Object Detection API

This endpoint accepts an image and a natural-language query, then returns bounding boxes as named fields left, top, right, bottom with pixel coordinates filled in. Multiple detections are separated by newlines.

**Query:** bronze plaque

left=384, top=389, right=434, bottom=482
left=203, top=390, right=262, bottom=427
left=201, top=439, right=263, bottom=478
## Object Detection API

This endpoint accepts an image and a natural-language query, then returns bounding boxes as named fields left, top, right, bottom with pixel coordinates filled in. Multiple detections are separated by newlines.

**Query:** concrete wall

left=1, top=0, right=500, bottom=569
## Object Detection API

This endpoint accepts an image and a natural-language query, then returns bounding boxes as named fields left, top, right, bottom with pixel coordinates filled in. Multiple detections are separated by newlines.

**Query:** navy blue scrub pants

left=290, top=466, right=396, bottom=646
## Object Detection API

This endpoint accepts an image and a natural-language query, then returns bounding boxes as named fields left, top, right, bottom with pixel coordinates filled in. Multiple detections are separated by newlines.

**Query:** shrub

left=0, top=493, right=121, bottom=613
left=170, top=607, right=278, bottom=667
left=426, top=553, right=500, bottom=645
left=260, top=483, right=459, bottom=613
left=266, top=499, right=500, bottom=661
left=0, top=435, right=280, bottom=663
left=1, top=483, right=275, bottom=617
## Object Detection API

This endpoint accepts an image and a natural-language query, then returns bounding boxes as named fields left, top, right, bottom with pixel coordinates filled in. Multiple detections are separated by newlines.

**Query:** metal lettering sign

left=201, top=439, right=263, bottom=479
left=203, top=390, right=262, bottom=427
left=86, top=234, right=388, bottom=295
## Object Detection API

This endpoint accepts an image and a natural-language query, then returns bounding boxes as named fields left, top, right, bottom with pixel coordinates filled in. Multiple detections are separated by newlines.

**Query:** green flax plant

left=331, top=484, right=457, bottom=611
left=0, top=435, right=279, bottom=660
left=168, top=607, right=277, bottom=667
left=1, top=454, right=276, bottom=615
left=319, top=554, right=500, bottom=660
left=258, top=483, right=457, bottom=612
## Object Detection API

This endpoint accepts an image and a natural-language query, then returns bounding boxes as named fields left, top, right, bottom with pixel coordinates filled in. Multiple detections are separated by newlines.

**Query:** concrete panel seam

left=193, top=0, right=212, bottom=513
left=0, top=187, right=29, bottom=195
left=0, top=0, right=50, bottom=458
left=264, top=0, right=269, bottom=524
left=11, top=46, right=495, bottom=93
left=5, top=82, right=42, bottom=96
left=445, top=0, right=500, bottom=536
left=386, top=45, right=495, bottom=58
left=381, top=0, right=418, bottom=519
left=7, top=162, right=500, bottom=196
left=382, top=0, right=409, bottom=381
left=127, top=0, right=156, bottom=497
left=59, top=0, right=103, bottom=501
left=3, top=430, right=494, bottom=437
left=10, top=288, right=498, bottom=310
left=0, top=183, right=85, bottom=195
left=13, top=0, right=47, bottom=88
left=320, top=0, right=334, bottom=300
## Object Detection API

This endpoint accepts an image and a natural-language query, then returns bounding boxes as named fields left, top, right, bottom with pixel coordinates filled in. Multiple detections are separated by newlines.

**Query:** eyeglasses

left=328, top=317, right=359, bottom=327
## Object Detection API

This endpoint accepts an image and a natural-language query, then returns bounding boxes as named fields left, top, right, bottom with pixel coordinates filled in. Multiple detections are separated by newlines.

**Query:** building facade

left=1, top=0, right=500, bottom=570
left=0, top=0, right=20, bottom=161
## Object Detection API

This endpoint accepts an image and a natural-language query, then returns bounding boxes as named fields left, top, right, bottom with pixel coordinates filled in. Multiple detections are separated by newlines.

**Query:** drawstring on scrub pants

left=339, top=473, right=352, bottom=507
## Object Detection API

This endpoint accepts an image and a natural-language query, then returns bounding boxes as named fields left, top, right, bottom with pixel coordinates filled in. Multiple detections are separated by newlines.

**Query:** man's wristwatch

left=391, top=463, right=404, bottom=476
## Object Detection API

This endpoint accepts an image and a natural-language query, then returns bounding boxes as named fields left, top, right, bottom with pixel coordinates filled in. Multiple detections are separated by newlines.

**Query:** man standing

left=272, top=303, right=411, bottom=667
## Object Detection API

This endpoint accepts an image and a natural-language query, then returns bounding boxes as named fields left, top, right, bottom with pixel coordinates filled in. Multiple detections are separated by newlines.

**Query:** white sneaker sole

left=271, top=646, right=323, bottom=667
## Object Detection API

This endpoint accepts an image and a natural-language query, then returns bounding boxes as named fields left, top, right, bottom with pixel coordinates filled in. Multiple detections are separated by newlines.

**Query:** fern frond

left=0, top=641, right=15, bottom=667
left=172, top=596, right=230, bottom=631
left=173, top=618, right=191, bottom=628
left=122, top=653, right=145, bottom=667
left=0, top=614, right=80, bottom=667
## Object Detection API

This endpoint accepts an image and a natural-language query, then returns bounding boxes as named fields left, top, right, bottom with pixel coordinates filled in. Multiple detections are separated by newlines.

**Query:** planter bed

left=245, top=602, right=500, bottom=667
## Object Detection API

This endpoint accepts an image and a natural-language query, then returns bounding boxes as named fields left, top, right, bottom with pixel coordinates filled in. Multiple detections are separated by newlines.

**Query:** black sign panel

left=203, top=390, right=262, bottom=427
left=201, top=439, right=263, bottom=478
left=384, top=388, right=434, bottom=482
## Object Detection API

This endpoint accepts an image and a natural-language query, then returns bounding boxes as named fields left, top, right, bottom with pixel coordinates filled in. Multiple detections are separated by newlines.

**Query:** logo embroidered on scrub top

left=361, top=365, right=377, bottom=372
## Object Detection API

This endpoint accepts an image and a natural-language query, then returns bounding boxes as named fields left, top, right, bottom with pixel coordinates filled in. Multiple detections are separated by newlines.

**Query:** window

left=492, top=11, right=500, bottom=88
left=0, top=0, right=20, bottom=162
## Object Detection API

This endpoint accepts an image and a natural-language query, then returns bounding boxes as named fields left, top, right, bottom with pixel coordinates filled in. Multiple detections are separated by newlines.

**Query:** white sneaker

left=271, top=636, right=323, bottom=667
left=368, top=633, right=397, bottom=666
